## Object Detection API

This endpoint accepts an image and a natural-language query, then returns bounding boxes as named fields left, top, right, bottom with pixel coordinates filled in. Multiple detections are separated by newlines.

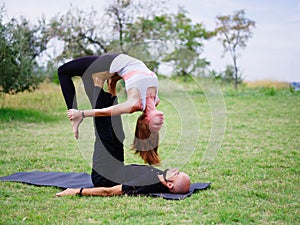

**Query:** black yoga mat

left=0, top=171, right=210, bottom=200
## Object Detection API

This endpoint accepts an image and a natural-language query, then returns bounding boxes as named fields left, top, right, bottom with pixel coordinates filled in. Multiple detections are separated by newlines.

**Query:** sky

left=1, top=0, right=300, bottom=82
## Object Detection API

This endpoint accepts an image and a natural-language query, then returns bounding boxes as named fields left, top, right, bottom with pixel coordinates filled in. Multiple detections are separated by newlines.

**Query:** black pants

left=58, top=54, right=124, bottom=187
left=91, top=87, right=125, bottom=187
left=57, top=54, right=119, bottom=109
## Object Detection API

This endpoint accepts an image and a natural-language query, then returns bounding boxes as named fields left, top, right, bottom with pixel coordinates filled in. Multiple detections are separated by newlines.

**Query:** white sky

left=1, top=0, right=300, bottom=82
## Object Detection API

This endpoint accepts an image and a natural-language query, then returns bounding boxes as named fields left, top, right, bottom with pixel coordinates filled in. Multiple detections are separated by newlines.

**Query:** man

left=56, top=76, right=190, bottom=197
left=56, top=168, right=190, bottom=197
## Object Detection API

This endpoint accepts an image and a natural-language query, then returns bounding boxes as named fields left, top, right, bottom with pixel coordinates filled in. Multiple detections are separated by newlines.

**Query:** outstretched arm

left=67, top=100, right=139, bottom=139
left=70, top=100, right=138, bottom=118
left=56, top=185, right=123, bottom=197
left=68, top=99, right=139, bottom=120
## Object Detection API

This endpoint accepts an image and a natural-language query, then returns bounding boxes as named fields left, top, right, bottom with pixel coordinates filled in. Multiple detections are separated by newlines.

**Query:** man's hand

left=56, top=188, right=80, bottom=197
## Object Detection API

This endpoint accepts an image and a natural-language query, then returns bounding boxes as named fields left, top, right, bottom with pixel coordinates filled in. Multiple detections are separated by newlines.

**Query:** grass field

left=0, top=80, right=299, bottom=224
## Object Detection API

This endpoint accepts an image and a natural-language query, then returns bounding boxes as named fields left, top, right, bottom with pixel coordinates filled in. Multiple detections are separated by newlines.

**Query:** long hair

left=132, top=114, right=160, bottom=165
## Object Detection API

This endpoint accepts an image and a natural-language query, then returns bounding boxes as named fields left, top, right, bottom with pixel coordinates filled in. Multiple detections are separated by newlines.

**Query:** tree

left=123, top=14, right=174, bottom=72
left=105, top=0, right=166, bottom=53
left=118, top=6, right=214, bottom=80
left=215, top=9, right=255, bottom=89
left=121, top=7, right=213, bottom=79
left=106, top=0, right=137, bottom=53
left=46, top=0, right=166, bottom=61
left=47, top=7, right=110, bottom=60
left=0, top=6, right=48, bottom=94
left=163, top=8, right=214, bottom=80
left=223, top=65, right=235, bottom=83
left=45, top=2, right=212, bottom=80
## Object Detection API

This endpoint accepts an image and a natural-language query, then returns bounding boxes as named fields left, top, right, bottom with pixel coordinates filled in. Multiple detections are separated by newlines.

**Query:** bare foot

left=92, top=71, right=114, bottom=88
left=67, top=109, right=83, bottom=139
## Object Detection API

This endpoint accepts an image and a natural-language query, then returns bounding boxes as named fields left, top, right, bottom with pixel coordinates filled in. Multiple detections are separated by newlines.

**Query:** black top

left=121, top=165, right=170, bottom=195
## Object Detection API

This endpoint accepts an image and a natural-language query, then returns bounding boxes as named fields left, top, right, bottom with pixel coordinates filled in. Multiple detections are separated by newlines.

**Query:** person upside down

left=58, top=53, right=163, bottom=165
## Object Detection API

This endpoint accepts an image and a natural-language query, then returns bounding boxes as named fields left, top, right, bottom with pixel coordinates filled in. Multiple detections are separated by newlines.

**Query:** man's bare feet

left=67, top=109, right=83, bottom=139
left=92, top=71, right=114, bottom=88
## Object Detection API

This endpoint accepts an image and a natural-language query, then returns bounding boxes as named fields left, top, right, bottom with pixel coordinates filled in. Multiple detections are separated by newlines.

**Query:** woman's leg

left=57, top=53, right=120, bottom=109
left=82, top=54, right=120, bottom=107
left=58, top=56, right=98, bottom=109
left=58, top=54, right=120, bottom=140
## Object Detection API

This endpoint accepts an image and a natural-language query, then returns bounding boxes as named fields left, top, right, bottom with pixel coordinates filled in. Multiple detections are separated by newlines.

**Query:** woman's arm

left=68, top=99, right=140, bottom=119
left=56, top=185, right=123, bottom=197
left=67, top=99, right=140, bottom=139
left=86, top=100, right=137, bottom=116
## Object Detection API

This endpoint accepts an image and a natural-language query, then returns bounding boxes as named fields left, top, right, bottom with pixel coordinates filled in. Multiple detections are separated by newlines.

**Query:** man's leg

left=92, top=78, right=125, bottom=187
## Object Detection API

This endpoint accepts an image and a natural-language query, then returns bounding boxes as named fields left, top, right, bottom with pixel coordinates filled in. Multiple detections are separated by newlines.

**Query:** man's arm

left=56, top=185, right=123, bottom=197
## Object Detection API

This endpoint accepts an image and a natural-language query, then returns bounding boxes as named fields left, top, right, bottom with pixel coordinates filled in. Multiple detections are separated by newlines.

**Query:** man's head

left=163, top=168, right=191, bottom=194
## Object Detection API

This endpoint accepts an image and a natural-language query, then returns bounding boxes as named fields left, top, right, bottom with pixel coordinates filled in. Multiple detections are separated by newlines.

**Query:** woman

left=58, top=53, right=164, bottom=165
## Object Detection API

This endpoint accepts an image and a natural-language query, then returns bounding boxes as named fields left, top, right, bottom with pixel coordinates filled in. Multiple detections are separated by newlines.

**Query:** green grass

left=0, top=80, right=299, bottom=224
left=0, top=108, right=57, bottom=123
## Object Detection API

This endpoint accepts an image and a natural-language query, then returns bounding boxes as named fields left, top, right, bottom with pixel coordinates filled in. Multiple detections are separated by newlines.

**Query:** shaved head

left=170, top=172, right=190, bottom=194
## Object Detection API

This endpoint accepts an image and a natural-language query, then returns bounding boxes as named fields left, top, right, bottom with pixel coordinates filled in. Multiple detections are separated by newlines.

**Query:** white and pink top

left=109, top=54, right=159, bottom=111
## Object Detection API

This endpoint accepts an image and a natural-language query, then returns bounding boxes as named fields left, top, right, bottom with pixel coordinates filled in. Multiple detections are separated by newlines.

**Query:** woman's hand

left=67, top=109, right=80, bottom=121
left=67, top=109, right=83, bottom=139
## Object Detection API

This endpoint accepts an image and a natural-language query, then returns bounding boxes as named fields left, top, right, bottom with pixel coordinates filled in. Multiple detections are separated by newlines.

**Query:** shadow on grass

left=0, top=108, right=58, bottom=123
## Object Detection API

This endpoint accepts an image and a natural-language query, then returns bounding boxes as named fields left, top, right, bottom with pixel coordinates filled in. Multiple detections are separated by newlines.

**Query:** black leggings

left=58, top=54, right=124, bottom=187
left=57, top=54, right=119, bottom=109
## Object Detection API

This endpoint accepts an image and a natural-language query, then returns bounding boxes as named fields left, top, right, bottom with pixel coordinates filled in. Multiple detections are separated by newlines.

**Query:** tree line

left=0, top=0, right=255, bottom=94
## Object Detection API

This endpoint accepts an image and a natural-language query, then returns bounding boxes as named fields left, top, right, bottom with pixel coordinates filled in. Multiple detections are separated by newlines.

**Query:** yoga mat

left=0, top=171, right=210, bottom=200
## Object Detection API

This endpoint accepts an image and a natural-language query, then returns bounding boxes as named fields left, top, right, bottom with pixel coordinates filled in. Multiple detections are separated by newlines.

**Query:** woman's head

left=145, top=109, right=164, bottom=133
left=132, top=114, right=161, bottom=165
